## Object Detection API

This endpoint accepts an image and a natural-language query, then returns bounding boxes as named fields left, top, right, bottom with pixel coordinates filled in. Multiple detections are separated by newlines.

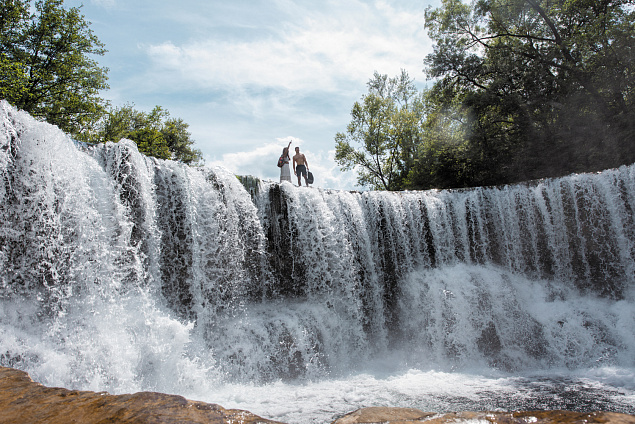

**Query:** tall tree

left=335, top=70, right=423, bottom=190
left=0, top=0, right=109, bottom=141
left=424, top=0, right=635, bottom=183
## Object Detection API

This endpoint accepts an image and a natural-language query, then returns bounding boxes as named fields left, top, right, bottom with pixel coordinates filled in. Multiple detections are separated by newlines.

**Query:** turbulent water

left=1, top=100, right=634, bottom=423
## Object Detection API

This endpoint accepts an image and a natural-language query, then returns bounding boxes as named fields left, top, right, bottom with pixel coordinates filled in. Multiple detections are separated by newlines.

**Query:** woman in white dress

left=280, top=141, right=292, bottom=183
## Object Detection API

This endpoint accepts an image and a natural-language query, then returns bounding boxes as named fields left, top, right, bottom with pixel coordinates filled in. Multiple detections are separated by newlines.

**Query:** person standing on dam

left=293, top=146, right=310, bottom=186
left=279, top=141, right=292, bottom=183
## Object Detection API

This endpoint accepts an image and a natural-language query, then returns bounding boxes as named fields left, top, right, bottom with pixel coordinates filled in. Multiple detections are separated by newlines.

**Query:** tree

left=403, top=87, right=473, bottom=190
left=161, top=117, right=203, bottom=165
left=335, top=70, right=423, bottom=190
left=1, top=1, right=204, bottom=165
left=423, top=0, right=635, bottom=183
left=91, top=104, right=203, bottom=165
left=0, top=53, right=29, bottom=103
left=0, top=0, right=109, bottom=142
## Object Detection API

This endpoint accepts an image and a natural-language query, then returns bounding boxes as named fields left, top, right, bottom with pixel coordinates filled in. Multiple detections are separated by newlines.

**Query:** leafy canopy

left=1, top=0, right=204, bottom=165
left=91, top=104, right=203, bottom=165
left=336, top=0, right=635, bottom=191
left=335, top=70, right=425, bottom=191
left=1, top=0, right=109, bottom=141
left=423, top=0, right=635, bottom=183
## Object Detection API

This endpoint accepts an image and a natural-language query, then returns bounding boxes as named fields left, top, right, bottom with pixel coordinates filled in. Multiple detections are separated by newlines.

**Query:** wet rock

left=332, top=407, right=436, bottom=423
left=0, top=367, right=283, bottom=424
left=332, top=407, right=635, bottom=424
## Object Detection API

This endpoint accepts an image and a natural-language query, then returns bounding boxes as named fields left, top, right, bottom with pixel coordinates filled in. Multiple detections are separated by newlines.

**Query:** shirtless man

left=292, top=146, right=310, bottom=186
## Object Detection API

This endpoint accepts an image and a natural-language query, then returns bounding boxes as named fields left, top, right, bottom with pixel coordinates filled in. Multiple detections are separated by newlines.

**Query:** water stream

left=1, top=100, right=634, bottom=423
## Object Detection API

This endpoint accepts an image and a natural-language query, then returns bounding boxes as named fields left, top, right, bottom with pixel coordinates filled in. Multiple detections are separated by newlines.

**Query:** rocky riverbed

left=1, top=367, right=634, bottom=424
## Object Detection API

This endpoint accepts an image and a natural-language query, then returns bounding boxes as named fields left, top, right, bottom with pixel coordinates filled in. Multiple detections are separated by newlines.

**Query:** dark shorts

left=296, top=164, right=307, bottom=177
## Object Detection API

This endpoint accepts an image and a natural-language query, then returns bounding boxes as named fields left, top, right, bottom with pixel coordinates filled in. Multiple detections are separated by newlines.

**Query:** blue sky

left=66, top=0, right=440, bottom=190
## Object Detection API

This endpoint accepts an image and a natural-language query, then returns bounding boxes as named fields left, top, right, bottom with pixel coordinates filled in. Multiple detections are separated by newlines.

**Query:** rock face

left=2, top=366, right=635, bottom=424
left=333, top=407, right=635, bottom=424
left=0, top=367, right=283, bottom=424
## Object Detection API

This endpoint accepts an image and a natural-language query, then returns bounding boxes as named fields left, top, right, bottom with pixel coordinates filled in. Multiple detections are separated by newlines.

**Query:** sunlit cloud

left=141, top=1, right=430, bottom=95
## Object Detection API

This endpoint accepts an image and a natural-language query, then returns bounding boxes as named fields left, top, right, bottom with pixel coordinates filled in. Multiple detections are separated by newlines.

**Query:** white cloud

left=141, top=0, right=430, bottom=95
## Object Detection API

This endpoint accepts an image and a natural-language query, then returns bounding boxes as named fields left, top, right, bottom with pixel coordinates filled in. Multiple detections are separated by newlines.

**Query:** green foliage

left=422, top=0, right=635, bottom=184
left=161, top=117, right=203, bottom=165
left=1, top=1, right=203, bottom=165
left=335, top=70, right=424, bottom=190
left=0, top=0, right=110, bottom=141
left=0, top=53, right=28, bottom=103
left=90, top=104, right=203, bottom=165
left=128, top=127, right=171, bottom=160
left=404, top=89, right=475, bottom=190
left=339, top=0, right=635, bottom=191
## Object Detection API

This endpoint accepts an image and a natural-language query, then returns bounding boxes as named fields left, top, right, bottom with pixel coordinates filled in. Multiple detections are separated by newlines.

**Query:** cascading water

left=1, top=100, right=634, bottom=423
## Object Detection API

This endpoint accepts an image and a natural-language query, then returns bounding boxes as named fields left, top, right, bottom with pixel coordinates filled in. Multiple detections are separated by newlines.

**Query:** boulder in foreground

left=0, top=366, right=283, bottom=424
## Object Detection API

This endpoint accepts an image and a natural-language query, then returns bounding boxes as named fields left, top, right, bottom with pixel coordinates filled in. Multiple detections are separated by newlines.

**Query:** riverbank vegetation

left=0, top=0, right=202, bottom=165
left=337, top=0, right=635, bottom=190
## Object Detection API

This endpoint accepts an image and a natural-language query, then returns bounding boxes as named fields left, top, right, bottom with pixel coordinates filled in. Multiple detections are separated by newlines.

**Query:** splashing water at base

left=207, top=368, right=635, bottom=424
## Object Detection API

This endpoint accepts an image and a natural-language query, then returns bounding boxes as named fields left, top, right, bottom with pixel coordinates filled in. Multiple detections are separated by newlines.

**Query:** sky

left=65, top=0, right=441, bottom=190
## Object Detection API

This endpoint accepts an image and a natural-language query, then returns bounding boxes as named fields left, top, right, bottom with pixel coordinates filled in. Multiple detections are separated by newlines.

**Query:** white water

left=1, top=101, right=634, bottom=423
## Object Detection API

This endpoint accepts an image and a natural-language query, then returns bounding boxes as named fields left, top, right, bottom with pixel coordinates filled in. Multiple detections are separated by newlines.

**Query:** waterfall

left=256, top=176, right=634, bottom=373
left=1, top=100, right=634, bottom=420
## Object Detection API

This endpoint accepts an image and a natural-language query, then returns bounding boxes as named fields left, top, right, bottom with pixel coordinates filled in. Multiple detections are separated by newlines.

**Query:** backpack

left=307, top=171, right=314, bottom=184
left=277, top=155, right=285, bottom=168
